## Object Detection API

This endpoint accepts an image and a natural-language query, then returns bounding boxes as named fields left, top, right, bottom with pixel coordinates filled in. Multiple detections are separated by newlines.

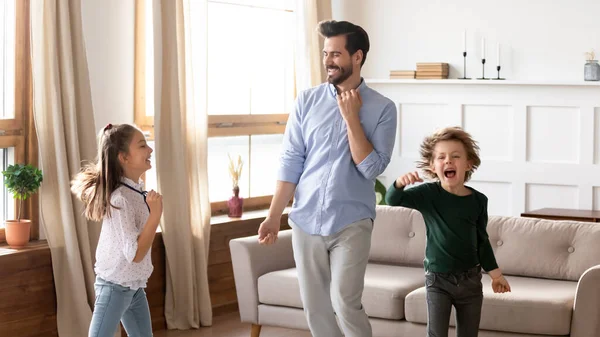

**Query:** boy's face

left=430, top=140, right=472, bottom=188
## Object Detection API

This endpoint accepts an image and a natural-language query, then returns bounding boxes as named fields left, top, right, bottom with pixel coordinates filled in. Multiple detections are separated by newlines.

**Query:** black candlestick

left=458, top=51, right=471, bottom=79
left=493, top=65, right=505, bottom=80
left=477, top=58, right=488, bottom=80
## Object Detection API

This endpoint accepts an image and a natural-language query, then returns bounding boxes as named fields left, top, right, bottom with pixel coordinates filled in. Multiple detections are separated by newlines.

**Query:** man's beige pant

left=290, top=218, right=373, bottom=337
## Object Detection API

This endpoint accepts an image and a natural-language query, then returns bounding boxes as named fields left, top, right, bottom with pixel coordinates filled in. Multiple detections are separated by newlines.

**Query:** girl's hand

left=491, top=275, right=511, bottom=293
left=395, top=171, right=423, bottom=188
left=146, top=190, right=163, bottom=219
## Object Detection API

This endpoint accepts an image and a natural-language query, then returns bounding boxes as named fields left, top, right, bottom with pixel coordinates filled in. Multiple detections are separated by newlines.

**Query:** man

left=257, top=20, right=397, bottom=337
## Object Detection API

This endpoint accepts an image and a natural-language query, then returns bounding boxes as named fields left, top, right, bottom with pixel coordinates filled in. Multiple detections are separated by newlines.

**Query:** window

left=0, top=0, right=35, bottom=243
left=135, top=0, right=296, bottom=214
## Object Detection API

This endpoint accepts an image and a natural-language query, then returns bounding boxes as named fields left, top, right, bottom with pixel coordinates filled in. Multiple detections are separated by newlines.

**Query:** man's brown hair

left=416, top=126, right=481, bottom=182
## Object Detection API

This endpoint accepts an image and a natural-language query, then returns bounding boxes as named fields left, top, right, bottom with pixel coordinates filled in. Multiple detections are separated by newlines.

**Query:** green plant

left=2, top=164, right=43, bottom=221
left=375, top=178, right=387, bottom=205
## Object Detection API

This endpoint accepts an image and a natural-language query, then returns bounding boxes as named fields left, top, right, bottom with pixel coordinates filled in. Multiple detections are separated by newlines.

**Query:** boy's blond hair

left=416, top=126, right=481, bottom=182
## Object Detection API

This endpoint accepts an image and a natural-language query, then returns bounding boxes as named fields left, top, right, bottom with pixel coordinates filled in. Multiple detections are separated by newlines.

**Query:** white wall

left=81, top=0, right=135, bottom=130
left=332, top=0, right=600, bottom=81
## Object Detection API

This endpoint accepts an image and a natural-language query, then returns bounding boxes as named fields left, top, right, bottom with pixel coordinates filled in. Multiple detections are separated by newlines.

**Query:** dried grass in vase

left=228, top=153, right=244, bottom=191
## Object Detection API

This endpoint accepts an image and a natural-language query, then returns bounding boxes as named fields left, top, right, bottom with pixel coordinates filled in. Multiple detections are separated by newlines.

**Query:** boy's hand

left=395, top=171, right=423, bottom=188
left=491, top=275, right=511, bottom=293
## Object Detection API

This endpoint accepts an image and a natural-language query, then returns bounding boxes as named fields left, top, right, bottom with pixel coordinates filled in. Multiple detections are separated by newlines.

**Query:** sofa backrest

left=486, top=216, right=600, bottom=281
left=369, top=205, right=426, bottom=267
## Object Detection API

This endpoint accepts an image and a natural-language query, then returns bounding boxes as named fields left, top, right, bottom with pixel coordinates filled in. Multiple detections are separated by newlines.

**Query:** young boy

left=385, top=126, right=510, bottom=337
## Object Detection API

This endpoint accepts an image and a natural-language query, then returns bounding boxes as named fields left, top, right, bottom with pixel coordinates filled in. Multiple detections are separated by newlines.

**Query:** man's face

left=323, top=35, right=354, bottom=86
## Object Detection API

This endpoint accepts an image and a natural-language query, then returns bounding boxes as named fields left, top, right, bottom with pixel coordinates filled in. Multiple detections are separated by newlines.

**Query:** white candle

left=497, top=43, right=501, bottom=65
left=463, top=30, right=466, bottom=52
left=481, top=37, right=485, bottom=59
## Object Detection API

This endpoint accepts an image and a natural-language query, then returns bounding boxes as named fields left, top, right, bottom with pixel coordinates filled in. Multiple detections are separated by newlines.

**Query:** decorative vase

left=584, top=60, right=600, bottom=81
left=5, top=219, right=31, bottom=249
left=228, top=186, right=243, bottom=218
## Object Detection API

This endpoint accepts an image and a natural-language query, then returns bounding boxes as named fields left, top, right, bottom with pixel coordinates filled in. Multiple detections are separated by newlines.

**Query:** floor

left=154, top=312, right=312, bottom=337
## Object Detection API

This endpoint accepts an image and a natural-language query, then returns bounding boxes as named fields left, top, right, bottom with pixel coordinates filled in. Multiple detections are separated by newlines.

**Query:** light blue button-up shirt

left=278, top=79, right=397, bottom=235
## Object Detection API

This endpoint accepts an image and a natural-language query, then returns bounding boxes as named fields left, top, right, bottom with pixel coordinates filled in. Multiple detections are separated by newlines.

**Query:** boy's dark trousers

left=425, top=265, right=484, bottom=337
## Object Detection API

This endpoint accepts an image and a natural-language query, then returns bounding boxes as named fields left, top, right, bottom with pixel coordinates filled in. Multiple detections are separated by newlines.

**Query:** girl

left=386, top=127, right=510, bottom=337
left=72, top=123, right=162, bottom=337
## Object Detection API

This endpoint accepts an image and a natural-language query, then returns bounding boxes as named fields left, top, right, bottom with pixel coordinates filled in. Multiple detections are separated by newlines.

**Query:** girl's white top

left=94, top=177, right=153, bottom=289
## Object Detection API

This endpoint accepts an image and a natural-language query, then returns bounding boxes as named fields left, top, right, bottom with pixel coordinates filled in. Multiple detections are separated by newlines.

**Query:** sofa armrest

left=229, top=229, right=295, bottom=324
left=570, top=264, right=600, bottom=337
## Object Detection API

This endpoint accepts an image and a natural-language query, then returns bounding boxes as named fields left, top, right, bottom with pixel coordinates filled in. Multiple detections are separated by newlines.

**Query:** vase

left=584, top=60, right=600, bottom=81
left=228, top=186, right=243, bottom=218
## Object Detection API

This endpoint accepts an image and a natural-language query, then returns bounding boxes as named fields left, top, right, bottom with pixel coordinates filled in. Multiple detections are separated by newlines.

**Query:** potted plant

left=227, top=153, right=244, bottom=218
left=2, top=164, right=43, bottom=248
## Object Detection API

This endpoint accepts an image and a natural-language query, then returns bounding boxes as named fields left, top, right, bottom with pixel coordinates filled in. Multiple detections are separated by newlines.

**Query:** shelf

left=365, top=78, right=600, bottom=86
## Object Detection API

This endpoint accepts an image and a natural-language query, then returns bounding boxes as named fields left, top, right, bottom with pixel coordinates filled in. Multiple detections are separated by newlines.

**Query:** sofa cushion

left=258, top=264, right=425, bottom=320
left=369, top=206, right=426, bottom=267
left=487, top=216, right=600, bottom=281
left=404, top=274, right=577, bottom=336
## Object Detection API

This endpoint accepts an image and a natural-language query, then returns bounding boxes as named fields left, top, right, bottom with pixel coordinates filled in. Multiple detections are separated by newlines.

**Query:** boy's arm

left=385, top=177, right=426, bottom=210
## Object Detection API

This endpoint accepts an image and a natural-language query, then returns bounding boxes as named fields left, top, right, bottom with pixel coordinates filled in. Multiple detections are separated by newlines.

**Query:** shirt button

left=497, top=240, right=503, bottom=246
left=408, top=231, right=415, bottom=238
left=568, top=247, right=575, bottom=253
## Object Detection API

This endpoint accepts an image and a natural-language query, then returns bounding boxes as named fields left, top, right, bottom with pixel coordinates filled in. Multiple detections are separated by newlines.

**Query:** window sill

left=210, top=206, right=291, bottom=226
left=0, top=239, right=49, bottom=257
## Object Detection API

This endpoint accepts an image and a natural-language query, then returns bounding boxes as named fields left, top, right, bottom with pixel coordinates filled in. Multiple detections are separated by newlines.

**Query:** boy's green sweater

left=385, top=181, right=498, bottom=273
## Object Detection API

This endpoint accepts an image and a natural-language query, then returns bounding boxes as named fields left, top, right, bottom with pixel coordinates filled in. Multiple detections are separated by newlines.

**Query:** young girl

left=71, top=123, right=162, bottom=337
left=385, top=127, right=510, bottom=337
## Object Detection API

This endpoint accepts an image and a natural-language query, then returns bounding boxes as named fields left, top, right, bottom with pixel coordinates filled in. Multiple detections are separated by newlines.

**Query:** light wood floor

left=154, top=312, right=312, bottom=337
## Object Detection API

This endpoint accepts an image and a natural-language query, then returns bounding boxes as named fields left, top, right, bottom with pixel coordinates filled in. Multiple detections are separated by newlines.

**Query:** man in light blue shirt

left=258, top=20, right=397, bottom=337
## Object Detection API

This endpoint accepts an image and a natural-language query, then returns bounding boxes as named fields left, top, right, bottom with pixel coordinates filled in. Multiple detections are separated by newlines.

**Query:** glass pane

left=144, top=0, right=155, bottom=117
left=207, top=3, right=251, bottom=115
left=249, top=9, right=295, bottom=115
left=0, top=0, right=15, bottom=120
left=249, top=134, right=283, bottom=197
left=207, top=136, right=250, bottom=202
left=0, top=147, right=15, bottom=227
left=145, top=140, right=157, bottom=192
left=207, top=2, right=295, bottom=115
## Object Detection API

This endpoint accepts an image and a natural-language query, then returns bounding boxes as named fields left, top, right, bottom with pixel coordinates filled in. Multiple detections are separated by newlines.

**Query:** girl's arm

left=133, top=190, right=162, bottom=262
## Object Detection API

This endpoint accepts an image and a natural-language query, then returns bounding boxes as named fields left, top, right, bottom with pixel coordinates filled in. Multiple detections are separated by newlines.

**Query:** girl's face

left=120, top=130, right=153, bottom=178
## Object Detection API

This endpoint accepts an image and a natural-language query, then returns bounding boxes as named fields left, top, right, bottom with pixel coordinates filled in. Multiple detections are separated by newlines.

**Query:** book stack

left=389, top=70, right=415, bottom=79
left=416, top=63, right=449, bottom=79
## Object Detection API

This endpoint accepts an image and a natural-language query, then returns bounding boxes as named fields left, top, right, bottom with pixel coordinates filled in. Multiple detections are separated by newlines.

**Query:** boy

left=386, top=126, right=510, bottom=337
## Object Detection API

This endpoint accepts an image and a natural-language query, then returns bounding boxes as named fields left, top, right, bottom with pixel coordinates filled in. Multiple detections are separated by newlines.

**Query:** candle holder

left=493, top=65, right=505, bottom=80
left=458, top=51, right=471, bottom=79
left=477, top=58, right=488, bottom=80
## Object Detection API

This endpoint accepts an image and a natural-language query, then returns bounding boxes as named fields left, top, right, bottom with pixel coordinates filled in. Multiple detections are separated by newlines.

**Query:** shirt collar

left=120, top=176, right=144, bottom=191
left=328, top=77, right=367, bottom=98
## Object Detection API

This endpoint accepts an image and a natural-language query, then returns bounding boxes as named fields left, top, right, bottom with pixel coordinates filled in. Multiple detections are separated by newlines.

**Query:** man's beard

left=326, top=64, right=353, bottom=86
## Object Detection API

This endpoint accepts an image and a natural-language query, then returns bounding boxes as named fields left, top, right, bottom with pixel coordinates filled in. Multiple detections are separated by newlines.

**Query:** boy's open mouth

left=444, top=169, right=456, bottom=178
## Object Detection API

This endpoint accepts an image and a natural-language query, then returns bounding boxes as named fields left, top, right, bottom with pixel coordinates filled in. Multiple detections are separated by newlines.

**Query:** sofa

left=229, top=206, right=600, bottom=336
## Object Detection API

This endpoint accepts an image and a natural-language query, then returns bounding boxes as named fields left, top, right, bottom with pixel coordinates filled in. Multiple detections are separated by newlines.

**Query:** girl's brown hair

left=416, top=126, right=481, bottom=182
left=71, top=124, right=138, bottom=221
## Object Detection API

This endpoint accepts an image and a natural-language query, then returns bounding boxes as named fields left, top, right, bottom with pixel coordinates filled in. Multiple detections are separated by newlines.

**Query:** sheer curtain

left=154, top=0, right=213, bottom=328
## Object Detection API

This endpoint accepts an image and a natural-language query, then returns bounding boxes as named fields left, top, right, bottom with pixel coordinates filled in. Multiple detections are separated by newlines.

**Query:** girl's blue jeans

left=88, top=276, right=153, bottom=337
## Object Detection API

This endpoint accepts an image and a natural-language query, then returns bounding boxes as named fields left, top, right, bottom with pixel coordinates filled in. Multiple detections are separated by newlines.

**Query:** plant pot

left=5, top=219, right=31, bottom=249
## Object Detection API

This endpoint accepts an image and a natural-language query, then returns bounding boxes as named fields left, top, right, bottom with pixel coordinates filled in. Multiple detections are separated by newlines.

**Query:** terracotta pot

left=5, top=219, right=31, bottom=249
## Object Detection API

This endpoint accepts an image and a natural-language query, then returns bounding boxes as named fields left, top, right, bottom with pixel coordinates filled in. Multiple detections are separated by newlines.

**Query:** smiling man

left=257, top=20, right=397, bottom=337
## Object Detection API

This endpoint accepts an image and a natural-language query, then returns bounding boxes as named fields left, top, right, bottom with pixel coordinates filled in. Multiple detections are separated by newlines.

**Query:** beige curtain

left=154, top=0, right=213, bottom=328
left=295, top=0, right=332, bottom=90
left=30, top=0, right=100, bottom=337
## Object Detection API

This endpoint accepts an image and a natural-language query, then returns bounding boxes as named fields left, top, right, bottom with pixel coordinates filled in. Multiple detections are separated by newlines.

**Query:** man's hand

left=337, top=89, right=362, bottom=121
left=258, top=216, right=281, bottom=245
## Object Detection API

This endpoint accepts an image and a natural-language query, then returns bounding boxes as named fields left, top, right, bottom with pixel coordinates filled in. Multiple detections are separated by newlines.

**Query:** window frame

left=134, top=0, right=294, bottom=215
left=0, top=0, right=36, bottom=244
